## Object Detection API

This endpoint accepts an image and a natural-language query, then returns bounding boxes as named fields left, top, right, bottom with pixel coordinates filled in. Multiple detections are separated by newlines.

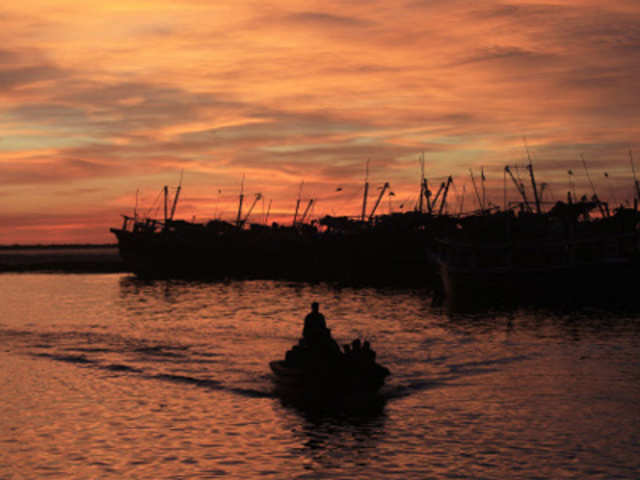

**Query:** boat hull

left=438, top=257, right=640, bottom=311
left=269, top=359, right=389, bottom=398
left=111, top=224, right=439, bottom=284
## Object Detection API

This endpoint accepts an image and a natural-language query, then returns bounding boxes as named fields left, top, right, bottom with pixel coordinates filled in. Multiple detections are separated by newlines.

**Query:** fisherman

left=363, top=340, right=376, bottom=362
left=302, top=302, right=328, bottom=343
left=302, top=302, right=341, bottom=358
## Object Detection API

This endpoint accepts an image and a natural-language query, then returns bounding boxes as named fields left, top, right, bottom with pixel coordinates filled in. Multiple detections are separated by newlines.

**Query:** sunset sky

left=1, top=0, right=639, bottom=244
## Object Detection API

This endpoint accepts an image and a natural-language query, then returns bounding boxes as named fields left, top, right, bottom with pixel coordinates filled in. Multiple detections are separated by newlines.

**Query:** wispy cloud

left=284, top=11, right=372, bottom=28
left=0, top=1, right=639, bottom=242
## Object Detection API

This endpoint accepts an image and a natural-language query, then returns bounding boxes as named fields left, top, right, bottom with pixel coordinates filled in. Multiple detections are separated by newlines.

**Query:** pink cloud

left=1, top=1, right=639, bottom=243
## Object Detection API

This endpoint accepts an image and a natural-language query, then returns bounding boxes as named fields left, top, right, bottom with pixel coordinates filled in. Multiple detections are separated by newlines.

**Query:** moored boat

left=429, top=204, right=640, bottom=310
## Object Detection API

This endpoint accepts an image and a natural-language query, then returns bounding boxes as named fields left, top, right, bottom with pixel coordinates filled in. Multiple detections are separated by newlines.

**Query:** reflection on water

left=1, top=273, right=639, bottom=479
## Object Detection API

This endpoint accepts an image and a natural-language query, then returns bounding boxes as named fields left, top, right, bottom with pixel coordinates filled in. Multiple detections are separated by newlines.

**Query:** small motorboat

left=270, top=337, right=390, bottom=398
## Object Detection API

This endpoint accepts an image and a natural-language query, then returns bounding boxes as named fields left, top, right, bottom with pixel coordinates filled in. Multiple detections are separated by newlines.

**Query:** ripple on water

left=0, top=274, right=639, bottom=479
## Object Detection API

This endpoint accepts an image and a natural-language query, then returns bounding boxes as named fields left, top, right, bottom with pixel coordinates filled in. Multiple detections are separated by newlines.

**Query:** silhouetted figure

left=271, top=305, right=391, bottom=394
left=301, top=302, right=342, bottom=362
left=303, top=302, right=328, bottom=343
left=363, top=340, right=376, bottom=361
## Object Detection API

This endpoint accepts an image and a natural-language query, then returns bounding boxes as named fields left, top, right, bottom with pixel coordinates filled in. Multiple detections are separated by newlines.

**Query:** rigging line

left=145, top=188, right=163, bottom=218
left=309, top=201, right=315, bottom=222
left=449, top=179, right=459, bottom=214
left=503, top=168, right=507, bottom=211
left=604, top=172, right=618, bottom=208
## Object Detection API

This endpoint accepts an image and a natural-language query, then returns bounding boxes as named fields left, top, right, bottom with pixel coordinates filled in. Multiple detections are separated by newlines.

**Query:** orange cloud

left=1, top=1, right=639, bottom=243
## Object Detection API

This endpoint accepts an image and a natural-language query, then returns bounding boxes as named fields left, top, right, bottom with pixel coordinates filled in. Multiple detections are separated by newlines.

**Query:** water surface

left=1, top=273, right=638, bottom=479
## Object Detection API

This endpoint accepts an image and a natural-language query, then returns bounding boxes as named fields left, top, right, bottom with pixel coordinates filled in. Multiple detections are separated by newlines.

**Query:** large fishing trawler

left=111, top=163, right=457, bottom=283
left=429, top=162, right=640, bottom=310
left=110, top=181, right=317, bottom=278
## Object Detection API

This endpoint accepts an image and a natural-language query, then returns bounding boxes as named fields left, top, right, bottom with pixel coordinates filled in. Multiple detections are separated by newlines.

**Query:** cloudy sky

left=1, top=0, right=639, bottom=244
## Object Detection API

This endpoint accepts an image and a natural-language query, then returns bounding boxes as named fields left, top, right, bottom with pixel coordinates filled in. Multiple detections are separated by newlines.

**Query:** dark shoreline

left=0, top=245, right=125, bottom=273
left=0, top=243, right=117, bottom=250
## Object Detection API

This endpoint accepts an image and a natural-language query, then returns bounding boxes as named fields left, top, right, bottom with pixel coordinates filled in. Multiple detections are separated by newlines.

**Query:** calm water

left=1, top=273, right=639, bottom=479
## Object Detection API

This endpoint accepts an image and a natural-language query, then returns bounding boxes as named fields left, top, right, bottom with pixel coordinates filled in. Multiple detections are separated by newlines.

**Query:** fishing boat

left=429, top=158, right=640, bottom=310
left=111, top=170, right=454, bottom=283
left=430, top=203, right=640, bottom=310
left=110, top=180, right=318, bottom=279
left=270, top=338, right=390, bottom=398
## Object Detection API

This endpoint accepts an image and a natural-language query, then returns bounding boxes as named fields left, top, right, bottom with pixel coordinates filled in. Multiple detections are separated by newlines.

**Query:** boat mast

left=503, top=168, right=507, bottom=211
left=523, top=139, right=541, bottom=214
left=300, top=198, right=315, bottom=224
left=581, top=154, right=607, bottom=217
left=241, top=193, right=262, bottom=226
left=525, top=149, right=542, bottom=214
left=481, top=166, right=487, bottom=213
left=431, top=180, right=446, bottom=211
left=438, top=176, right=453, bottom=216
left=293, top=181, right=303, bottom=225
left=369, top=182, right=390, bottom=221
left=568, top=169, right=576, bottom=203
left=630, top=150, right=640, bottom=202
left=169, top=170, right=183, bottom=222
left=424, top=178, right=432, bottom=214
left=361, top=160, right=370, bottom=221
left=163, top=185, right=168, bottom=226
left=469, top=169, right=484, bottom=212
left=527, top=164, right=541, bottom=214
left=265, top=199, right=272, bottom=224
left=236, top=174, right=245, bottom=227
left=418, top=154, right=425, bottom=213
left=134, top=188, right=139, bottom=222
left=505, top=166, right=531, bottom=212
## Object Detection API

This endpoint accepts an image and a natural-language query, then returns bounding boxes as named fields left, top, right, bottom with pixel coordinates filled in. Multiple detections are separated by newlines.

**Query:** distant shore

left=0, top=245, right=125, bottom=273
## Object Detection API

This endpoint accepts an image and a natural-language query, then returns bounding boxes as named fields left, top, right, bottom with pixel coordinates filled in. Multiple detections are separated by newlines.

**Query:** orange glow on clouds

left=1, top=1, right=639, bottom=243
